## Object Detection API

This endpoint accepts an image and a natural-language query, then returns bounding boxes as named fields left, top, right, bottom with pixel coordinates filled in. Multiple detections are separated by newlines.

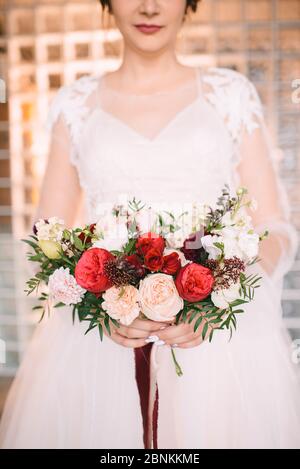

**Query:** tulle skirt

left=1, top=264, right=300, bottom=449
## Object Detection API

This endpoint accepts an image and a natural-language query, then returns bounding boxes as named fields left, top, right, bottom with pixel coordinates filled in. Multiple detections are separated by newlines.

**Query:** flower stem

left=171, top=348, right=183, bottom=377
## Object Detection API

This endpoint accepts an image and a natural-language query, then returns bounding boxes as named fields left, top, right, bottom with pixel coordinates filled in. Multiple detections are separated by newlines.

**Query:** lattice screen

left=0, top=0, right=299, bottom=375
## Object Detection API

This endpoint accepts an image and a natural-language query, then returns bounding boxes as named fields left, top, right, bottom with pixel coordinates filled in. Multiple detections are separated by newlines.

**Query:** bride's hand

left=156, top=314, right=214, bottom=348
left=103, top=317, right=172, bottom=348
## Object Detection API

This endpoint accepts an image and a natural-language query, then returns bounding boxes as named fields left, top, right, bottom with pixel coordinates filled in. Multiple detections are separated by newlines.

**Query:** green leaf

left=194, top=315, right=203, bottom=332
left=229, top=299, right=249, bottom=307
left=98, top=324, right=103, bottom=341
left=73, top=234, right=84, bottom=251
left=210, top=317, right=223, bottom=324
left=38, top=308, right=46, bottom=323
left=84, top=323, right=97, bottom=335
left=213, top=242, right=224, bottom=251
left=123, top=238, right=136, bottom=255
left=202, top=322, right=208, bottom=340
left=21, top=238, right=39, bottom=249
left=110, top=317, right=120, bottom=329
left=104, top=315, right=111, bottom=335
left=188, top=310, right=200, bottom=324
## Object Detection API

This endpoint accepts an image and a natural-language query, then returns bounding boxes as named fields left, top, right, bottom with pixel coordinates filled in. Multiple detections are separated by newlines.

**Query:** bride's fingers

left=176, top=336, right=203, bottom=348
left=103, top=323, right=159, bottom=339
left=157, top=323, right=191, bottom=342
left=131, top=318, right=172, bottom=332
left=174, top=325, right=212, bottom=347
left=103, top=326, right=147, bottom=348
left=164, top=331, right=196, bottom=345
left=113, top=325, right=161, bottom=339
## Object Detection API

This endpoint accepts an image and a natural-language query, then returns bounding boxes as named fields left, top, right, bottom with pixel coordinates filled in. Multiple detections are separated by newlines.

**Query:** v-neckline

left=94, top=66, right=204, bottom=144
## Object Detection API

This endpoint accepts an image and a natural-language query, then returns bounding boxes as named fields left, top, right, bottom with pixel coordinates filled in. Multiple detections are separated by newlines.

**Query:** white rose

left=139, top=273, right=184, bottom=322
left=35, top=217, right=65, bottom=242
left=211, top=282, right=241, bottom=309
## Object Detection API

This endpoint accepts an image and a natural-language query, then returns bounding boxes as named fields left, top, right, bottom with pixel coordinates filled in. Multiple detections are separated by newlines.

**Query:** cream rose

left=139, top=273, right=184, bottom=322
left=102, top=285, right=140, bottom=326
left=211, top=282, right=241, bottom=309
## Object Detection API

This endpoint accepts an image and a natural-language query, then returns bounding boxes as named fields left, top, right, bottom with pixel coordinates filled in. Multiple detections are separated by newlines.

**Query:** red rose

left=161, top=252, right=181, bottom=275
left=75, top=247, right=114, bottom=293
left=144, top=248, right=164, bottom=272
left=175, top=263, right=214, bottom=302
left=136, top=232, right=165, bottom=257
left=124, top=254, right=145, bottom=277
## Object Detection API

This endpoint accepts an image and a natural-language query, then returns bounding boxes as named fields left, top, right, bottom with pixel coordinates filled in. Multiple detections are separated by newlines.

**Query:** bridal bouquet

left=22, top=185, right=268, bottom=376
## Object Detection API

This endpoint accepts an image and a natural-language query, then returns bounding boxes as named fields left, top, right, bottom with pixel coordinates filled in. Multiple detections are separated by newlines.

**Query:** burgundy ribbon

left=134, top=342, right=159, bottom=449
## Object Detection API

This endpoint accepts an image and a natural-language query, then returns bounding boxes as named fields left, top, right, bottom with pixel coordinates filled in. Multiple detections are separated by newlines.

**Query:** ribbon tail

left=134, top=342, right=159, bottom=449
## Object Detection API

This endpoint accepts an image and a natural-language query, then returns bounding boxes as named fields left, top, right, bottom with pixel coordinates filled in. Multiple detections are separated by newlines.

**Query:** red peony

left=75, top=247, right=115, bottom=293
left=136, top=232, right=165, bottom=257
left=161, top=252, right=181, bottom=275
left=144, top=248, right=164, bottom=272
left=175, top=263, right=214, bottom=302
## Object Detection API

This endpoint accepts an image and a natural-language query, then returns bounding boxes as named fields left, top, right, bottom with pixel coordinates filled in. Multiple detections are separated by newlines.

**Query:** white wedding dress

left=1, top=65, right=300, bottom=449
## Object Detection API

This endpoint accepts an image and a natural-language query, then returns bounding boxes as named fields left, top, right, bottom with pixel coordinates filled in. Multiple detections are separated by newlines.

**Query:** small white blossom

left=237, top=230, right=259, bottom=260
left=200, top=234, right=223, bottom=260
left=35, top=217, right=65, bottom=242
left=249, top=198, right=258, bottom=211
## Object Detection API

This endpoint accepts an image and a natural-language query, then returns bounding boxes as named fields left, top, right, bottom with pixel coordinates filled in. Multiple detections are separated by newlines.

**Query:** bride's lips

left=134, top=24, right=163, bottom=34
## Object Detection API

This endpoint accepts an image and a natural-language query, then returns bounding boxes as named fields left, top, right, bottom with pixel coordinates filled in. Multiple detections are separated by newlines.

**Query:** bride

left=1, top=0, right=300, bottom=449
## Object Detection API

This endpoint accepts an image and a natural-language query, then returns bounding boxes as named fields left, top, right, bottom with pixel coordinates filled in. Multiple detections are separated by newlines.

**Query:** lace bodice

left=44, top=65, right=298, bottom=284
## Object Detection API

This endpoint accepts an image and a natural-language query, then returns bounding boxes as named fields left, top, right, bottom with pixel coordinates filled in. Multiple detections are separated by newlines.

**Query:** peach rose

left=102, top=285, right=140, bottom=326
left=139, top=273, right=184, bottom=322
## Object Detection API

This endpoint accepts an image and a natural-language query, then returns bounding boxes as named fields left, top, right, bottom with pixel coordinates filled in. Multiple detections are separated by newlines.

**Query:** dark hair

left=99, top=0, right=201, bottom=15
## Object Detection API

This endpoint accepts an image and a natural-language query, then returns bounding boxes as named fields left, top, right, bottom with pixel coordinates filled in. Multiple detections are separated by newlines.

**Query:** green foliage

left=123, top=237, right=137, bottom=255
left=240, top=272, right=262, bottom=300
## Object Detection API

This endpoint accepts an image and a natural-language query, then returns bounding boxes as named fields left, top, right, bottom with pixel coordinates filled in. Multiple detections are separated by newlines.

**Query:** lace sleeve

left=233, top=75, right=299, bottom=284
left=44, top=74, right=100, bottom=168
left=44, top=84, right=80, bottom=170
